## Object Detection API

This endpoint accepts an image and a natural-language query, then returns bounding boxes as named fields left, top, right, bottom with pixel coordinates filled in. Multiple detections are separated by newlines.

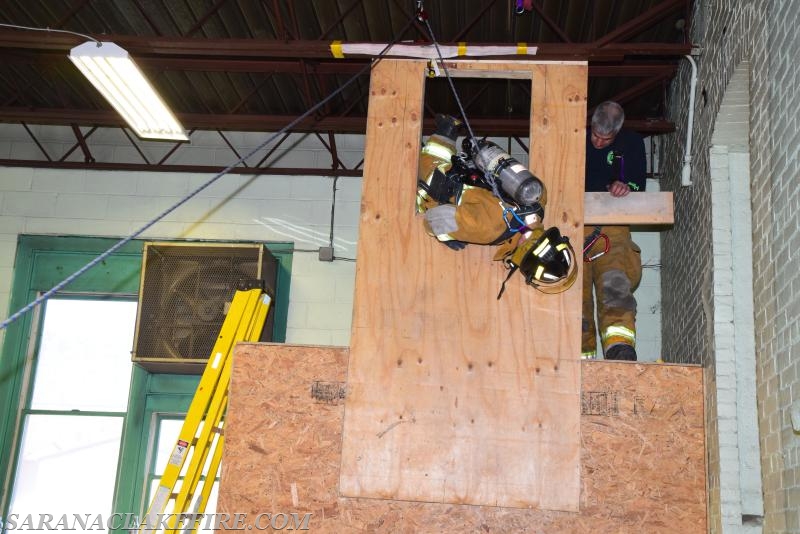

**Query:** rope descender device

left=416, top=0, right=428, bottom=21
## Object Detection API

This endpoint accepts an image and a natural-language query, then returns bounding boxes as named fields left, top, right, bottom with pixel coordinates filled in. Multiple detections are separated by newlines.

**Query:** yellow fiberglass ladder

left=139, top=286, right=272, bottom=534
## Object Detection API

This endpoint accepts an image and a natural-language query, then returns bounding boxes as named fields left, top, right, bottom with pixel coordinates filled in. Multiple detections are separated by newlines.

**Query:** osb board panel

left=219, top=344, right=706, bottom=534
left=341, top=59, right=586, bottom=511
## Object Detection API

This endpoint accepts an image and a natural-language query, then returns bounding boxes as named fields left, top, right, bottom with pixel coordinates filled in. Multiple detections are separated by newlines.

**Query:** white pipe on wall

left=681, top=55, right=698, bottom=186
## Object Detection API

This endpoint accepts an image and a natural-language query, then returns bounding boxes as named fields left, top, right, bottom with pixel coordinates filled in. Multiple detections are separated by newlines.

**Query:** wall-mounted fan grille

left=132, top=242, right=278, bottom=373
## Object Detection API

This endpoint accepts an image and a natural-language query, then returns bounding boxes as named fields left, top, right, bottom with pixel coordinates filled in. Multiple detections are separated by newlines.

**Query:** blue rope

left=0, top=21, right=414, bottom=331
left=502, top=207, right=528, bottom=232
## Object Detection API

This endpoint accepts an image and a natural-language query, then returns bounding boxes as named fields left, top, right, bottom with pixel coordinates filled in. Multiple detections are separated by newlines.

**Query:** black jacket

left=585, top=128, right=647, bottom=193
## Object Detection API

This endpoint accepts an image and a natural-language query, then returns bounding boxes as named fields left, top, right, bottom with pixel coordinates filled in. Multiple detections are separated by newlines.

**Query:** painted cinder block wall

left=661, top=1, right=799, bottom=532
left=0, top=130, right=370, bottom=347
left=0, top=126, right=664, bottom=361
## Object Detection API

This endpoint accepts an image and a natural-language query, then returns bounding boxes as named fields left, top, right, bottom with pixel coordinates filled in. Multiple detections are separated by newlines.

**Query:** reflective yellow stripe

left=457, top=42, right=467, bottom=56
left=517, top=42, right=527, bottom=55
left=534, top=265, right=545, bottom=280
left=601, top=326, right=636, bottom=345
left=556, top=242, right=568, bottom=251
left=330, top=40, right=344, bottom=58
left=421, top=143, right=454, bottom=162
left=533, top=238, right=550, bottom=256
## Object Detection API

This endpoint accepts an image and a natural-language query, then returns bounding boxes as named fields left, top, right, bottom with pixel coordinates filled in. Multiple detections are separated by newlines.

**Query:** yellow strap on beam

left=457, top=42, right=467, bottom=56
left=330, top=40, right=344, bottom=58
left=517, top=42, right=528, bottom=55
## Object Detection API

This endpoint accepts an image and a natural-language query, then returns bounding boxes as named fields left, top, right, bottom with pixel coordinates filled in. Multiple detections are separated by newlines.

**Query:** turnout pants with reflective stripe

left=581, top=225, right=642, bottom=358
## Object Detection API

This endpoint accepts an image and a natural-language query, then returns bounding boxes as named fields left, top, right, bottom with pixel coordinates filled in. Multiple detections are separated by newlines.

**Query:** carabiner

left=583, top=233, right=609, bottom=262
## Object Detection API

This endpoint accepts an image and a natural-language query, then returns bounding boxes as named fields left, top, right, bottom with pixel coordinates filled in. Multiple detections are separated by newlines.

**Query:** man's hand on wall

left=607, top=180, right=631, bottom=197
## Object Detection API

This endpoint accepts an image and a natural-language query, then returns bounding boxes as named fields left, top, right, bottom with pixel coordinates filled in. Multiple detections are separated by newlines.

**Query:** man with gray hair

left=583, top=101, right=646, bottom=361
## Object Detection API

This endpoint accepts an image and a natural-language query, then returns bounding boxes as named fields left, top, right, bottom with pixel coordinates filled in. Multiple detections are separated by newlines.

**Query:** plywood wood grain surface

left=340, top=59, right=587, bottom=511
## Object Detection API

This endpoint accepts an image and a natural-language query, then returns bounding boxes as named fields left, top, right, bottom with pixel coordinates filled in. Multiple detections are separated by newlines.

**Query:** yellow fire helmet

left=497, top=226, right=578, bottom=298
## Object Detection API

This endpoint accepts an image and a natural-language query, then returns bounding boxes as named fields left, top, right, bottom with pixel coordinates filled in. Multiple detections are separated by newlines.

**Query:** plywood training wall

left=218, top=343, right=706, bottom=533
left=338, top=59, right=587, bottom=511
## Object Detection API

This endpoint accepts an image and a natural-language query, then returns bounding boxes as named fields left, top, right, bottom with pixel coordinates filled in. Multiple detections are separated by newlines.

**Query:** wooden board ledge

left=585, top=191, right=673, bottom=225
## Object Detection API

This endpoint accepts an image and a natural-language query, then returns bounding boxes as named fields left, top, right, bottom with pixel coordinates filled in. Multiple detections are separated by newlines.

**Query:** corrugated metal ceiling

left=0, top=0, right=694, bottom=173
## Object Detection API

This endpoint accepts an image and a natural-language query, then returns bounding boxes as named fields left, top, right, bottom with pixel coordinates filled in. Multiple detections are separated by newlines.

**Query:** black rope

left=420, top=12, right=504, bottom=202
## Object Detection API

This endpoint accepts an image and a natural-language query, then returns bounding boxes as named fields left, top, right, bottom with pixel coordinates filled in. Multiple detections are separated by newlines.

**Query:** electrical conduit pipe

left=681, top=54, right=698, bottom=186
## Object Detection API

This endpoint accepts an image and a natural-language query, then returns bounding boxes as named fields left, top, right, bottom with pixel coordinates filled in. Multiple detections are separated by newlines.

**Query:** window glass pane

left=31, top=299, right=137, bottom=411
left=10, top=414, right=123, bottom=521
left=154, top=418, right=190, bottom=478
left=145, top=417, right=219, bottom=532
left=153, top=417, right=221, bottom=478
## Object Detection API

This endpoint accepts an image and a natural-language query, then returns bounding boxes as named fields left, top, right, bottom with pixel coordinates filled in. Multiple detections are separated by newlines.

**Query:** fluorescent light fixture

left=69, top=41, right=189, bottom=141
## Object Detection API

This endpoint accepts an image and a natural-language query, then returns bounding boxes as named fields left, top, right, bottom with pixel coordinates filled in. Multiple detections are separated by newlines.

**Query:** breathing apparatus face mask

left=467, top=140, right=546, bottom=209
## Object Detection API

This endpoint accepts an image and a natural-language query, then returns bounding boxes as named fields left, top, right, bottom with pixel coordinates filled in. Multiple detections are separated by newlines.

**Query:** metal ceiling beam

left=452, top=0, right=502, bottom=42
left=158, top=129, right=195, bottom=165
left=317, top=0, right=364, bottom=41
left=70, top=124, right=95, bottom=163
left=593, top=0, right=688, bottom=47
left=0, top=51, right=680, bottom=78
left=0, top=108, right=674, bottom=135
left=267, top=0, right=295, bottom=41
left=296, top=59, right=318, bottom=117
left=315, top=65, right=333, bottom=116
left=60, top=125, right=97, bottom=162
left=0, top=158, right=364, bottom=176
left=339, top=86, right=368, bottom=117
left=254, top=132, right=290, bottom=168
left=53, top=0, right=92, bottom=29
left=287, top=1, right=303, bottom=42
left=21, top=123, right=52, bottom=161
left=389, top=0, right=431, bottom=42
left=185, top=0, right=231, bottom=37
left=227, top=74, right=275, bottom=113
left=1, top=73, right=32, bottom=107
left=131, top=0, right=163, bottom=34
left=590, top=70, right=675, bottom=112
left=120, top=128, right=152, bottom=164
left=589, top=63, right=677, bottom=77
left=527, top=0, right=572, bottom=43
left=461, top=83, right=491, bottom=113
left=316, top=132, right=347, bottom=171
left=0, top=31, right=692, bottom=60
left=217, top=130, right=248, bottom=167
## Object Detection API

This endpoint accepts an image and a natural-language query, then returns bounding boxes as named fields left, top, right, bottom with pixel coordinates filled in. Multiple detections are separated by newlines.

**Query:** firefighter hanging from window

left=416, top=114, right=578, bottom=297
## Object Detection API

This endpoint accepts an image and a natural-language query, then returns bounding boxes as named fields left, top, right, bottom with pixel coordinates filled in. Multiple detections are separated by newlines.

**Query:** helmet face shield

left=510, top=227, right=578, bottom=294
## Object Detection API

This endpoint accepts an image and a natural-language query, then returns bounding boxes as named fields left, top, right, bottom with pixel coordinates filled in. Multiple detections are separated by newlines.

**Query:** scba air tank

left=471, top=141, right=544, bottom=208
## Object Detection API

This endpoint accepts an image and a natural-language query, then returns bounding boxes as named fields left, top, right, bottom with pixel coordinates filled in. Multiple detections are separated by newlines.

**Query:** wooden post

left=339, top=59, right=587, bottom=511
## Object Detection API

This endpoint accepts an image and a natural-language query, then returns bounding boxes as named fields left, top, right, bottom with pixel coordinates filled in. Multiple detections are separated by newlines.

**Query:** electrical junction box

left=319, top=246, right=334, bottom=262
